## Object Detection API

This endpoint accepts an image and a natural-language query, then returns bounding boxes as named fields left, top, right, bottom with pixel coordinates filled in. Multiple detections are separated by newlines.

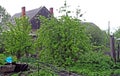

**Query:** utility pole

left=108, top=21, right=110, bottom=36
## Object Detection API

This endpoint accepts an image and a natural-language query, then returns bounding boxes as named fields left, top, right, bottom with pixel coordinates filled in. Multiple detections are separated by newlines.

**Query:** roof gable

left=11, top=6, right=50, bottom=20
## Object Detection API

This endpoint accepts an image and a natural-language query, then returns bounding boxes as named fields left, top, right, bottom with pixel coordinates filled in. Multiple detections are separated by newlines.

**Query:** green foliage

left=0, top=6, right=11, bottom=52
left=11, top=55, right=18, bottom=62
left=19, top=57, right=36, bottom=63
left=0, top=54, right=6, bottom=65
left=28, top=69, right=57, bottom=76
left=58, top=0, right=84, bottom=20
left=0, top=54, right=17, bottom=65
left=68, top=51, right=114, bottom=76
left=79, top=51, right=113, bottom=70
left=0, top=6, right=10, bottom=25
left=83, top=22, right=109, bottom=51
left=0, top=32, right=4, bottom=53
left=83, top=22, right=104, bottom=46
left=68, top=66, right=112, bottom=76
left=11, top=69, right=57, bottom=76
left=114, top=27, right=120, bottom=38
left=3, top=17, right=33, bottom=59
left=112, top=69, right=120, bottom=75
left=58, top=0, right=71, bottom=16
left=36, top=16, right=91, bottom=67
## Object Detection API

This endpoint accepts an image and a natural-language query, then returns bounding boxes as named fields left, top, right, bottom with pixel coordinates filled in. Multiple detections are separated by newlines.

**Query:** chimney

left=49, top=7, right=53, bottom=15
left=22, top=6, right=26, bottom=16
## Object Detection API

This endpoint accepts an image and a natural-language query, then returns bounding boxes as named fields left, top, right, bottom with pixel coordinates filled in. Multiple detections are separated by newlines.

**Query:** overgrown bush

left=79, top=51, right=113, bottom=70
left=3, top=17, right=34, bottom=59
left=68, top=51, right=115, bottom=76
left=36, top=16, right=91, bottom=67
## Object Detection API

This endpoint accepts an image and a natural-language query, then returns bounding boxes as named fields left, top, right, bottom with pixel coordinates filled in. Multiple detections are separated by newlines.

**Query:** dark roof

left=11, top=6, right=50, bottom=20
left=82, top=22, right=101, bottom=29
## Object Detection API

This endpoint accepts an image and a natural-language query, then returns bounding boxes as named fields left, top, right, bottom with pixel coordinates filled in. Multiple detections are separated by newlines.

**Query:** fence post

left=117, top=42, right=120, bottom=60
left=110, top=35, right=116, bottom=63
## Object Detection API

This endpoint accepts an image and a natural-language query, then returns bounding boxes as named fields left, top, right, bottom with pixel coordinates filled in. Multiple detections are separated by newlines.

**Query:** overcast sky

left=0, top=0, right=120, bottom=32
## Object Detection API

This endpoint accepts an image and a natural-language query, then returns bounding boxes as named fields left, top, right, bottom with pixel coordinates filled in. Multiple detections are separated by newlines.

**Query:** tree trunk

left=16, top=51, right=21, bottom=59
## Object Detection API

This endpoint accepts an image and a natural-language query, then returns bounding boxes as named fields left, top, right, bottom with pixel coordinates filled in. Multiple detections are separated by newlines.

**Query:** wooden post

left=117, top=43, right=120, bottom=60
left=110, top=35, right=116, bottom=63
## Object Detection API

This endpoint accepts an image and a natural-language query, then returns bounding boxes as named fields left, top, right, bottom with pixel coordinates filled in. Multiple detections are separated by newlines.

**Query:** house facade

left=11, top=6, right=53, bottom=31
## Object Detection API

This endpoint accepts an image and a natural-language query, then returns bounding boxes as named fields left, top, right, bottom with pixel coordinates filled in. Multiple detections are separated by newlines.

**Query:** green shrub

left=12, top=55, right=18, bottom=62
left=19, top=57, right=37, bottom=63
left=3, top=17, right=33, bottom=59
left=79, top=51, right=113, bottom=70
left=28, top=69, right=57, bottom=76
left=0, top=54, right=6, bottom=65
left=112, top=69, right=120, bottom=75
left=36, top=16, right=91, bottom=67
left=67, top=51, right=114, bottom=76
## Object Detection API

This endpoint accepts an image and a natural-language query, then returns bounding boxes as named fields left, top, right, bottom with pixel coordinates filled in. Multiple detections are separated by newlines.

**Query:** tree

left=36, top=16, right=91, bottom=67
left=3, top=17, right=33, bottom=59
left=83, top=22, right=107, bottom=51
left=83, top=22, right=102, bottom=45
left=58, top=0, right=71, bottom=16
left=0, top=5, right=11, bottom=29
left=58, top=0, right=84, bottom=20
left=0, top=6, right=11, bottom=52
left=35, top=1, right=91, bottom=67
left=114, top=27, right=120, bottom=38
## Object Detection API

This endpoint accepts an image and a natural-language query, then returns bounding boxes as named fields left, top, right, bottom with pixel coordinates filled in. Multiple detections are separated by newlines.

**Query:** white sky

left=0, top=0, right=120, bottom=32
